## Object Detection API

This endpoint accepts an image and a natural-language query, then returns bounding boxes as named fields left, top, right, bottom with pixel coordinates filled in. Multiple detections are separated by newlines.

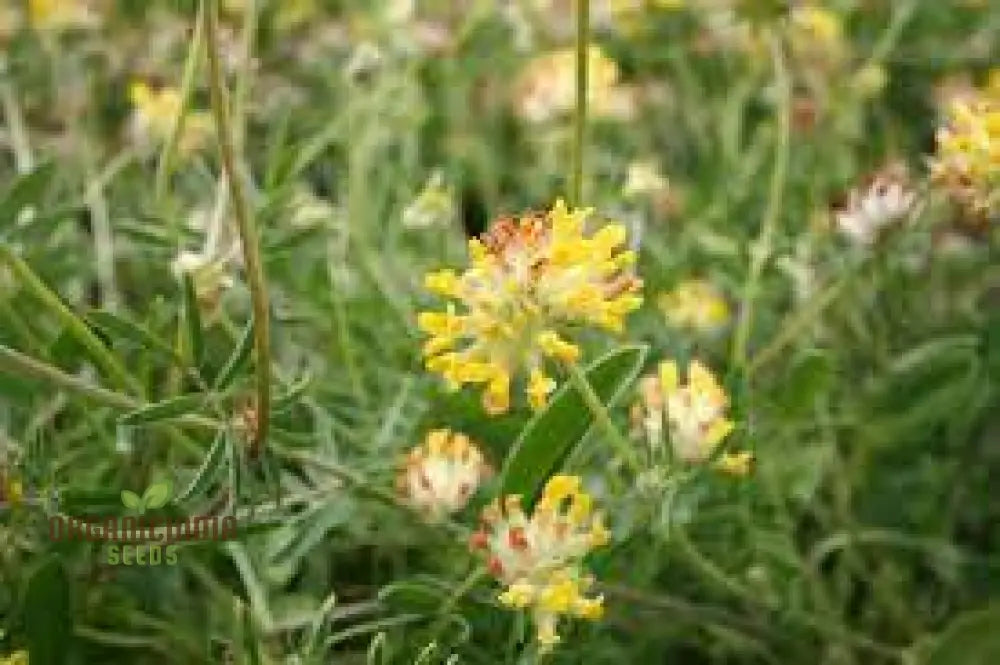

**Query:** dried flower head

left=397, top=429, right=491, bottom=518
left=418, top=200, right=642, bottom=415
left=832, top=163, right=917, bottom=245
left=658, top=280, right=730, bottom=333
left=470, top=475, right=609, bottom=652
left=513, top=46, right=634, bottom=124
left=631, top=360, right=744, bottom=470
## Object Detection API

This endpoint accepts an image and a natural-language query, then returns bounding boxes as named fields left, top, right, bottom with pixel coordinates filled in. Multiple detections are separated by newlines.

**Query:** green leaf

left=119, top=393, right=205, bottom=426
left=0, top=162, right=56, bottom=233
left=213, top=318, right=255, bottom=390
left=142, top=480, right=173, bottom=509
left=87, top=309, right=179, bottom=362
left=776, top=349, right=834, bottom=417
left=273, top=372, right=313, bottom=412
left=498, top=345, right=647, bottom=502
left=24, top=554, right=72, bottom=665
left=121, top=490, right=143, bottom=510
left=181, top=272, right=205, bottom=370
left=175, top=429, right=228, bottom=504
left=924, top=606, right=1000, bottom=665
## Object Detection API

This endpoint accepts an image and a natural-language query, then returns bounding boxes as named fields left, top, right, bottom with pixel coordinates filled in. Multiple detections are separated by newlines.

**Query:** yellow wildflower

left=128, top=81, right=213, bottom=156
left=714, top=450, right=753, bottom=477
left=632, top=360, right=744, bottom=466
left=788, top=4, right=846, bottom=69
left=470, top=475, right=609, bottom=653
left=0, top=651, right=28, bottom=665
left=658, top=280, right=729, bottom=333
left=418, top=200, right=642, bottom=415
left=28, top=0, right=98, bottom=32
left=513, top=45, right=635, bottom=123
left=930, top=85, right=1000, bottom=221
left=397, top=429, right=491, bottom=519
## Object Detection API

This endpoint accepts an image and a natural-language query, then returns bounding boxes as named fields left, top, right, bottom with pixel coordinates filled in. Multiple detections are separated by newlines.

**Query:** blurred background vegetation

left=0, top=0, right=998, bottom=663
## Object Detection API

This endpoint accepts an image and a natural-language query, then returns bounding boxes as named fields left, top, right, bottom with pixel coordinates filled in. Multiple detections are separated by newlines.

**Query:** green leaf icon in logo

left=143, top=481, right=172, bottom=510
left=121, top=490, right=143, bottom=511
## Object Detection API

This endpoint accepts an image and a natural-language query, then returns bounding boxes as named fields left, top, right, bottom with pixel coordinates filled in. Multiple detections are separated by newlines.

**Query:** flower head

left=929, top=86, right=1000, bottom=224
left=402, top=171, right=454, bottom=229
left=623, top=160, right=669, bottom=199
left=513, top=46, right=634, bottom=123
left=397, top=429, right=491, bottom=519
left=28, top=0, right=99, bottom=32
left=832, top=163, right=916, bottom=245
left=128, top=81, right=213, bottom=156
left=788, top=4, right=846, bottom=69
left=470, top=475, right=609, bottom=652
left=418, top=200, right=642, bottom=415
left=631, top=360, right=741, bottom=466
left=172, top=185, right=239, bottom=319
left=658, top=280, right=729, bottom=332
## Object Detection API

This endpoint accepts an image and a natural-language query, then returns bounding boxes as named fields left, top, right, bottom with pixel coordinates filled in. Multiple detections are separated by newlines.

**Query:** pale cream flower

left=833, top=163, right=916, bottom=245
left=397, top=429, right=491, bottom=519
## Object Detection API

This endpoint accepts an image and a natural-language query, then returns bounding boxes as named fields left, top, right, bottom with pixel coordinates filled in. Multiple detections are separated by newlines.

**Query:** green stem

left=570, top=0, right=589, bottom=206
left=204, top=0, right=272, bottom=455
left=0, top=246, right=138, bottom=394
left=565, top=362, right=640, bottom=472
left=731, top=31, right=790, bottom=377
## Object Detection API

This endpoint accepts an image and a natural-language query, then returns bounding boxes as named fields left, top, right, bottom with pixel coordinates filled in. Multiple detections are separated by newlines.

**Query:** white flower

left=834, top=165, right=916, bottom=245
left=623, top=160, right=668, bottom=198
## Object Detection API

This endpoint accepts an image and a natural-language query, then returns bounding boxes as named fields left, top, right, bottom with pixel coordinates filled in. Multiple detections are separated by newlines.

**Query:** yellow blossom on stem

left=658, top=279, right=730, bottom=333
left=930, top=84, right=1000, bottom=222
left=418, top=200, right=642, bottom=415
left=470, top=475, right=609, bottom=653
left=397, top=429, right=491, bottom=519
left=128, top=81, right=214, bottom=156
left=632, top=360, right=747, bottom=469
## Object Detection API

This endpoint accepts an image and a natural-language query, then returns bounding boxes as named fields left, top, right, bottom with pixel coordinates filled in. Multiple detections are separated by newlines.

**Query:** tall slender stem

left=203, top=0, right=271, bottom=455
left=731, top=31, right=789, bottom=377
left=570, top=0, right=590, bottom=206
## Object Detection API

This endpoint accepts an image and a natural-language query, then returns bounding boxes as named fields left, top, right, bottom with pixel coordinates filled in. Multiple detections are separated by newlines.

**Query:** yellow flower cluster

left=632, top=360, right=749, bottom=474
left=28, top=0, right=98, bottom=32
left=397, top=429, right=491, bottom=519
left=0, top=651, right=27, bottom=665
left=658, top=280, right=730, bottom=333
left=470, top=475, right=609, bottom=652
left=930, top=84, right=1000, bottom=220
left=128, top=81, right=214, bottom=156
left=513, top=46, right=635, bottom=124
left=788, top=4, right=846, bottom=69
left=418, top=200, right=642, bottom=415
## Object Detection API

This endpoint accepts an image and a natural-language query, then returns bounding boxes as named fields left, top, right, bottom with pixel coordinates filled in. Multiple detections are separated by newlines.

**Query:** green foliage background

left=0, top=1, right=998, bottom=663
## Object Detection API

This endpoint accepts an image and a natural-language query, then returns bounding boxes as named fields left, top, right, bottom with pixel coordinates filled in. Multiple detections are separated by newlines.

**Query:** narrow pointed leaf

left=181, top=273, right=205, bottom=370
left=498, top=345, right=647, bottom=502
left=25, top=554, right=72, bottom=665
left=118, top=393, right=205, bottom=426
left=175, top=429, right=228, bottom=504
left=213, top=318, right=255, bottom=390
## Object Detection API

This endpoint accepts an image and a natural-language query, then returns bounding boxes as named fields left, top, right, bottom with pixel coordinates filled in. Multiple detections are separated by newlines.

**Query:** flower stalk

left=203, top=0, right=272, bottom=456
left=570, top=0, right=590, bottom=207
